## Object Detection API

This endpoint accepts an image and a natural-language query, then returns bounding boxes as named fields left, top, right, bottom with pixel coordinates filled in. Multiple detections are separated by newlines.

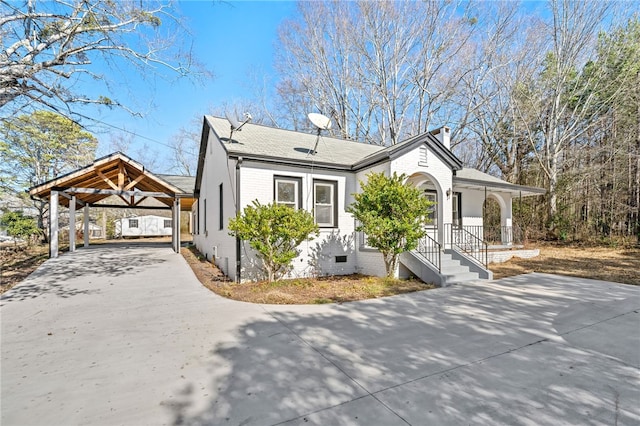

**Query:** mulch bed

left=180, top=245, right=435, bottom=304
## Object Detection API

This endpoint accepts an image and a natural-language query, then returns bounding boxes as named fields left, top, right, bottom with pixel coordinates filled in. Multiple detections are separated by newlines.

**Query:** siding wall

left=192, top=130, right=238, bottom=280
left=116, top=215, right=172, bottom=237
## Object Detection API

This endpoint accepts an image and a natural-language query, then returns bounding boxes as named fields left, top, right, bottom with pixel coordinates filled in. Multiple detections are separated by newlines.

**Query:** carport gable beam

left=59, top=187, right=175, bottom=199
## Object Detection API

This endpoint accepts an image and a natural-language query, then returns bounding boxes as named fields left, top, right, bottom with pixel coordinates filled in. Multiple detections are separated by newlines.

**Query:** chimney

left=431, top=126, right=451, bottom=150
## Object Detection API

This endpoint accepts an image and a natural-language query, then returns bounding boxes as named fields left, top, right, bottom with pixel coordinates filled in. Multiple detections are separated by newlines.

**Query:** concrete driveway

left=1, top=243, right=638, bottom=426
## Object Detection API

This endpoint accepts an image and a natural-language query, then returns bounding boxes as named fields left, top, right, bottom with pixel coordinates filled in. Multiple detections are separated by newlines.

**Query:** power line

left=72, top=112, right=176, bottom=150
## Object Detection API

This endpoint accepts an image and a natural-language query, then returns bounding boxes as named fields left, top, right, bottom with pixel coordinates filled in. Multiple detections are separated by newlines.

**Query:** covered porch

left=452, top=168, right=546, bottom=245
left=404, top=168, right=545, bottom=275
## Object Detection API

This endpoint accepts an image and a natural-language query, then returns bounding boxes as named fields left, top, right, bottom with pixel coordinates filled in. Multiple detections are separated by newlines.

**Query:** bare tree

left=1, top=0, right=208, bottom=119
left=275, top=1, right=477, bottom=145
left=457, top=2, right=541, bottom=181
left=514, top=0, right=617, bottom=222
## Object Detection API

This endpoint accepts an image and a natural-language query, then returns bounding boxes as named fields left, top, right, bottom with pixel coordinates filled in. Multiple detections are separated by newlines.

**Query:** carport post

left=69, top=195, right=76, bottom=252
left=50, top=190, right=59, bottom=258
left=83, top=205, right=90, bottom=247
left=173, top=198, right=181, bottom=253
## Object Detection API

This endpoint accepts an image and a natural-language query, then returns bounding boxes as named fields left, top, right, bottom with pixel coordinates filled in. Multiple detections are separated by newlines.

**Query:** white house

left=192, top=116, right=545, bottom=285
left=115, top=215, right=173, bottom=237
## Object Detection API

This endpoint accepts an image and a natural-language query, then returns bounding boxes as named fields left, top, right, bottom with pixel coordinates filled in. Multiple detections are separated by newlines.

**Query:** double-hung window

left=274, top=176, right=301, bottom=209
left=314, top=180, right=337, bottom=227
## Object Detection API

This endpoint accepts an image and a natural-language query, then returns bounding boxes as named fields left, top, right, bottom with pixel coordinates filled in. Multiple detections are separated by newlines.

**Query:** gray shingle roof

left=205, top=116, right=383, bottom=168
left=157, top=174, right=196, bottom=194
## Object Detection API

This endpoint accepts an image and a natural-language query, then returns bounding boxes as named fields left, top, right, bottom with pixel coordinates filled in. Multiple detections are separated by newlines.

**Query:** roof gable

left=29, top=152, right=195, bottom=209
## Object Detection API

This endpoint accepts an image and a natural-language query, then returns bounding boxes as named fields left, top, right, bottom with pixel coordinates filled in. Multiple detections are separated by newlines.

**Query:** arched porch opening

left=406, top=172, right=443, bottom=243
left=483, top=193, right=514, bottom=245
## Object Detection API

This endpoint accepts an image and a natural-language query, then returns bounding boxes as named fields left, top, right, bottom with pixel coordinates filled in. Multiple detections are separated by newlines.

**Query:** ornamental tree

left=228, top=201, right=319, bottom=282
left=0, top=110, right=97, bottom=239
left=0, top=211, right=41, bottom=246
left=347, top=172, right=433, bottom=277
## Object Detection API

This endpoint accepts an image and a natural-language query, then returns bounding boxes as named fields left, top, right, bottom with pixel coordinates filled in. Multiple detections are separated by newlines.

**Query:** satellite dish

left=225, top=110, right=253, bottom=142
left=307, top=112, right=332, bottom=155
left=308, top=113, right=332, bottom=130
left=225, top=110, right=243, bottom=130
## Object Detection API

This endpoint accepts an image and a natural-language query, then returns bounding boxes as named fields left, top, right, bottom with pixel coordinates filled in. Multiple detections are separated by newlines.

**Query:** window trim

left=128, top=218, right=139, bottom=228
left=313, top=179, right=338, bottom=228
left=452, top=192, right=462, bottom=227
left=424, top=190, right=438, bottom=228
left=164, top=219, right=172, bottom=228
left=273, top=176, right=302, bottom=210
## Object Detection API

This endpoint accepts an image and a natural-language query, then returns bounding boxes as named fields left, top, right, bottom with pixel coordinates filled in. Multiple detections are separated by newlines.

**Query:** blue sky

left=90, top=1, right=297, bottom=169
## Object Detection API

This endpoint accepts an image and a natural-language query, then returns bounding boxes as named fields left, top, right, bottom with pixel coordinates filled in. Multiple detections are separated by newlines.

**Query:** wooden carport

left=29, top=152, right=195, bottom=258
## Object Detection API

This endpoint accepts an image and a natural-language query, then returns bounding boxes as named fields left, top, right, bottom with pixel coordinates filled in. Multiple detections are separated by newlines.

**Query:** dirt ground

left=490, top=242, right=640, bottom=285
left=180, top=246, right=434, bottom=304
left=0, top=243, right=49, bottom=294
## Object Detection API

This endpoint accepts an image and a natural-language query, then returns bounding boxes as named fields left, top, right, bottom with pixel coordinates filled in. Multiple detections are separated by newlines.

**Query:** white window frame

left=129, top=219, right=139, bottom=228
left=313, top=180, right=337, bottom=228
left=274, top=176, right=301, bottom=210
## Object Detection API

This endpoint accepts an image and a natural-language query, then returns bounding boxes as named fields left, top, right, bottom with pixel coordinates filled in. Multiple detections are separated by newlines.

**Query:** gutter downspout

left=235, top=157, right=242, bottom=283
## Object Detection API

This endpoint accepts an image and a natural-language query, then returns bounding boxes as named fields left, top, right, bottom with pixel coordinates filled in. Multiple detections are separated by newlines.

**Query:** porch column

left=69, top=195, right=76, bottom=252
left=83, top=205, right=90, bottom=247
left=50, top=191, right=59, bottom=258
left=502, top=197, right=513, bottom=245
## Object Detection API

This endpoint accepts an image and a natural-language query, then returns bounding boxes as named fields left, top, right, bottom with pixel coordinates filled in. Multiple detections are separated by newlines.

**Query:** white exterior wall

left=116, top=215, right=172, bottom=237
left=458, top=188, right=484, bottom=227
left=238, top=161, right=360, bottom=281
left=192, top=130, right=238, bottom=280
left=391, top=144, right=454, bottom=244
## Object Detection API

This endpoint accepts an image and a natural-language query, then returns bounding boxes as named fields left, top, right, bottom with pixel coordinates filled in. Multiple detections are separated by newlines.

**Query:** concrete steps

left=439, top=252, right=481, bottom=286
left=400, top=250, right=483, bottom=287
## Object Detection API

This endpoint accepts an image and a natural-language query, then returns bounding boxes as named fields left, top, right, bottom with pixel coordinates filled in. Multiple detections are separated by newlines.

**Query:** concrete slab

left=374, top=339, right=640, bottom=426
left=1, top=244, right=366, bottom=426
left=2, top=245, right=639, bottom=426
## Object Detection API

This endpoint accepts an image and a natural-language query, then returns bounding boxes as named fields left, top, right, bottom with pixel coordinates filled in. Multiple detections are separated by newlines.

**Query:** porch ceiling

left=29, top=152, right=195, bottom=211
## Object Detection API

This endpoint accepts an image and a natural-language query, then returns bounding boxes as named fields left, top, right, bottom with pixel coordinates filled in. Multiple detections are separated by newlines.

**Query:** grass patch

left=490, top=242, right=640, bottom=285
left=181, top=245, right=435, bottom=304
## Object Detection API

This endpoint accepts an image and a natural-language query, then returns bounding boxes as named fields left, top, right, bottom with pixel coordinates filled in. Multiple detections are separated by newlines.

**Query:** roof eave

left=228, top=153, right=354, bottom=171
left=453, top=177, right=546, bottom=196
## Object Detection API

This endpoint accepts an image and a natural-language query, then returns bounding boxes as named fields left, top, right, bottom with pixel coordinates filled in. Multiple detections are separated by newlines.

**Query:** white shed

left=115, top=215, right=173, bottom=237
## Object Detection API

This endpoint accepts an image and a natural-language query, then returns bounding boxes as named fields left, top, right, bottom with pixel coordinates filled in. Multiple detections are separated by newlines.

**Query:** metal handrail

left=448, top=224, right=488, bottom=267
left=483, top=224, right=524, bottom=245
left=415, top=233, right=441, bottom=272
